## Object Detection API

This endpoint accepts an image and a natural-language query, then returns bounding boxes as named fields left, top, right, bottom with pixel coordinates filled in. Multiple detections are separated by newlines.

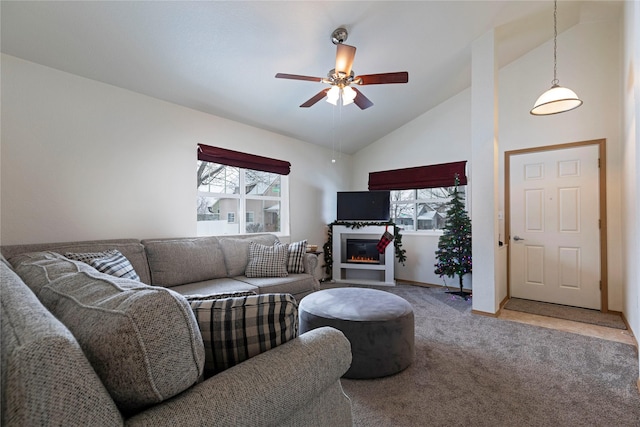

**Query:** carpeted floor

left=339, top=284, right=640, bottom=427
left=503, top=297, right=627, bottom=330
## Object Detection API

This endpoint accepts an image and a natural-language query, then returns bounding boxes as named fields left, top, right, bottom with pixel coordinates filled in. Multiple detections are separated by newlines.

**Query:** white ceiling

left=0, top=1, right=621, bottom=154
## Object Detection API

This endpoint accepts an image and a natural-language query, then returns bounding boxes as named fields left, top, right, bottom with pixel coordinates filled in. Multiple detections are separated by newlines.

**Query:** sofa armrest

left=126, top=327, right=352, bottom=427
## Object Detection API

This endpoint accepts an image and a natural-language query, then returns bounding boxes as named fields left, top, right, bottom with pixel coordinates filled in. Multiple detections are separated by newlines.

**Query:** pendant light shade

left=530, top=84, right=583, bottom=115
left=530, top=0, right=582, bottom=116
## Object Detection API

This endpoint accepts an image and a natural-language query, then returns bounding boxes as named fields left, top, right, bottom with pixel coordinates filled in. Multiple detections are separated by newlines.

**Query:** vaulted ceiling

left=0, top=1, right=621, bottom=154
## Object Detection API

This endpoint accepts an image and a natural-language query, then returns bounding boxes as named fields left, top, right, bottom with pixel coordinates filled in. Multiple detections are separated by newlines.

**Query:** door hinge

left=598, top=158, right=601, bottom=168
left=599, top=219, right=601, bottom=229
left=599, top=281, right=602, bottom=290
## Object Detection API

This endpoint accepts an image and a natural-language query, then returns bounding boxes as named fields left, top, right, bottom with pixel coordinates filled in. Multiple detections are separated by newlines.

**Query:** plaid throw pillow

left=187, top=293, right=299, bottom=377
left=65, top=249, right=140, bottom=281
left=65, top=249, right=117, bottom=264
left=245, top=242, right=288, bottom=278
left=286, top=240, right=307, bottom=274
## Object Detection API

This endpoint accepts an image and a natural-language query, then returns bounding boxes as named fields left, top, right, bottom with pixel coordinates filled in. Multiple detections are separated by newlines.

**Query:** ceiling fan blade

left=352, top=87, right=373, bottom=110
left=300, top=88, right=330, bottom=108
left=275, top=73, right=323, bottom=82
left=335, top=44, right=356, bottom=75
left=355, top=72, right=409, bottom=85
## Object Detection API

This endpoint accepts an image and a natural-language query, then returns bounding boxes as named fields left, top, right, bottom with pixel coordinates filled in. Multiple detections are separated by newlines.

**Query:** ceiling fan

left=275, top=28, right=409, bottom=110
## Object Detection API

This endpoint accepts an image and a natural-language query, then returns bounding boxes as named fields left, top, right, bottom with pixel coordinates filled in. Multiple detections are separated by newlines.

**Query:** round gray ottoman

left=299, top=287, right=414, bottom=379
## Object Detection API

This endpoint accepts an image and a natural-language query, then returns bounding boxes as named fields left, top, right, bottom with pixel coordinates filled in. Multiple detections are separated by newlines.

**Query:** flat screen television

left=336, top=191, right=390, bottom=221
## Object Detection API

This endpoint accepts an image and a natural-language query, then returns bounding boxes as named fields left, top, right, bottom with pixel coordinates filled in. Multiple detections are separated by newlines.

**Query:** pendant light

left=530, top=0, right=582, bottom=115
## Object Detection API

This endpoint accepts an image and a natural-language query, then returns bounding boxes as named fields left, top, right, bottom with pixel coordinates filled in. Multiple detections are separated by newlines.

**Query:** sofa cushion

left=245, top=242, right=289, bottom=278
left=187, top=293, right=298, bottom=377
left=168, top=277, right=258, bottom=297
left=0, top=262, right=123, bottom=426
left=142, top=237, right=227, bottom=287
left=286, top=240, right=307, bottom=274
left=235, top=274, right=317, bottom=301
left=219, top=234, right=279, bottom=277
left=65, top=249, right=140, bottom=281
left=14, top=252, right=205, bottom=414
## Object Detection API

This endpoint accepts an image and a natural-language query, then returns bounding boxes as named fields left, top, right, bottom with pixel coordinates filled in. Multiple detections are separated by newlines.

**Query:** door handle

left=513, top=235, right=525, bottom=241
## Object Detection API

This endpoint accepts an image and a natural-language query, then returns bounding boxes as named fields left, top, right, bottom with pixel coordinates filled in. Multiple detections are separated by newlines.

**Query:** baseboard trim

left=471, top=309, right=499, bottom=318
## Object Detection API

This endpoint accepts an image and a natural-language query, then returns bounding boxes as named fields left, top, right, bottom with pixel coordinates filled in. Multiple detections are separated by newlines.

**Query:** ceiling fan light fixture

left=342, top=86, right=357, bottom=105
left=531, top=0, right=582, bottom=116
left=326, top=86, right=340, bottom=105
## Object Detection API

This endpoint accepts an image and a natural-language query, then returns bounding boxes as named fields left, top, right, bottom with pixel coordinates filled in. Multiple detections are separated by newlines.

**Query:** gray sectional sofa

left=1, top=234, right=319, bottom=300
left=0, top=234, right=353, bottom=426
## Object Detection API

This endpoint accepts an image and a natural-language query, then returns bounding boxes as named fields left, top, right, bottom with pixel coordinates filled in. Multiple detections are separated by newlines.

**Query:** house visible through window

left=197, top=145, right=290, bottom=236
left=369, top=161, right=467, bottom=232
left=390, top=186, right=466, bottom=231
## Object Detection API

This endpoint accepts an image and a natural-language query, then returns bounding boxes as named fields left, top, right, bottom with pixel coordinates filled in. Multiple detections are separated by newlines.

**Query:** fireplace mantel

left=331, top=225, right=395, bottom=286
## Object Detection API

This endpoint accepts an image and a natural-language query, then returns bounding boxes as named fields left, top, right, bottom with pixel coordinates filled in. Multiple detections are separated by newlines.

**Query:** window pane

left=197, top=162, right=239, bottom=194
left=416, top=203, right=446, bottom=230
left=196, top=196, right=240, bottom=235
left=391, top=190, right=415, bottom=202
left=389, top=186, right=467, bottom=231
left=245, top=199, right=281, bottom=233
left=245, top=170, right=281, bottom=196
left=391, top=203, right=414, bottom=231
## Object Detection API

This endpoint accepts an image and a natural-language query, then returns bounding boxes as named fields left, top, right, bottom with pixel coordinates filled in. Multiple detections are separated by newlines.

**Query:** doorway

left=505, top=139, right=607, bottom=312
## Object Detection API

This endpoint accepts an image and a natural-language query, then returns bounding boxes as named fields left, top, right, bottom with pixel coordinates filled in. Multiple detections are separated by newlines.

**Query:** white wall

left=621, top=0, right=640, bottom=378
left=351, top=89, right=472, bottom=287
left=351, top=18, right=624, bottom=314
left=0, top=54, right=351, bottom=249
left=499, top=19, right=623, bottom=311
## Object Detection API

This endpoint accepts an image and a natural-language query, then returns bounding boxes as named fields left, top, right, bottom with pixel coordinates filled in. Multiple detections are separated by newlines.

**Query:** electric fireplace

left=346, top=239, right=380, bottom=264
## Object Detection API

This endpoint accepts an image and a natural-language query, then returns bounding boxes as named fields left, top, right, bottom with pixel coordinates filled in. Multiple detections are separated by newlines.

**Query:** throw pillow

left=244, top=242, right=288, bottom=278
left=35, top=263, right=205, bottom=414
left=219, top=235, right=278, bottom=277
left=286, top=239, right=307, bottom=274
left=187, top=293, right=299, bottom=377
left=65, top=249, right=140, bottom=281
left=65, top=249, right=116, bottom=264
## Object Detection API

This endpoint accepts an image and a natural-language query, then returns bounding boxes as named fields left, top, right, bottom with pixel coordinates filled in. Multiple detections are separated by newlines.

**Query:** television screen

left=337, top=191, right=390, bottom=221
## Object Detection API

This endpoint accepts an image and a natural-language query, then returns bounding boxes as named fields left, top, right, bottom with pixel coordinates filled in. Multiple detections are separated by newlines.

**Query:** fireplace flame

left=348, top=255, right=380, bottom=264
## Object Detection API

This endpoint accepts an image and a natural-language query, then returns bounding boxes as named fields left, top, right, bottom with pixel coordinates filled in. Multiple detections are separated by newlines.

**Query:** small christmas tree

left=434, top=176, right=472, bottom=299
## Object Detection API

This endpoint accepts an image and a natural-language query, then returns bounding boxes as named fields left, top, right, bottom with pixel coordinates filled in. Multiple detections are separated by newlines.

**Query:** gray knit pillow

left=188, top=293, right=298, bottom=377
left=33, top=257, right=205, bottom=414
left=244, top=242, right=288, bottom=278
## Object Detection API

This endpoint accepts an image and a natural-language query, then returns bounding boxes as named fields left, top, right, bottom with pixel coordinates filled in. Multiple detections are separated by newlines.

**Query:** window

left=390, top=186, right=466, bottom=231
left=197, top=160, right=289, bottom=236
left=197, top=144, right=290, bottom=236
left=369, top=161, right=468, bottom=232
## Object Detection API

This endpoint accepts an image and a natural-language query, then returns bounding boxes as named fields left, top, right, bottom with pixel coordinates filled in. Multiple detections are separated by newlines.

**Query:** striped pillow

left=65, top=249, right=140, bottom=281
left=286, top=239, right=307, bottom=273
left=188, top=293, right=299, bottom=377
left=244, top=242, right=288, bottom=278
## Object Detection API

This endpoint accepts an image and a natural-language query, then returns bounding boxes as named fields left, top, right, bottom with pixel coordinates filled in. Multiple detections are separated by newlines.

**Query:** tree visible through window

left=197, top=161, right=287, bottom=235
left=390, top=186, right=466, bottom=231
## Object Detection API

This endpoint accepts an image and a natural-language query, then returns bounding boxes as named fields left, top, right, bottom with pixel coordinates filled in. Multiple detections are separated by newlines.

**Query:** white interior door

left=509, top=145, right=601, bottom=310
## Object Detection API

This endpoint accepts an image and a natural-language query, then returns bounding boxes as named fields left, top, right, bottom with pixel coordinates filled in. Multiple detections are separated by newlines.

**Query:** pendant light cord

left=552, top=0, right=559, bottom=86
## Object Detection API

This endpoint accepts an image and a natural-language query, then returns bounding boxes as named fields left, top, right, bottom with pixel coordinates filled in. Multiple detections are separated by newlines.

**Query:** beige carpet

left=503, top=298, right=626, bottom=330
left=339, top=284, right=640, bottom=427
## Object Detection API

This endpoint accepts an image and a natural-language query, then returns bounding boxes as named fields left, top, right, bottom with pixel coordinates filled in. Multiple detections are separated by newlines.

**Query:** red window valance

left=197, top=144, right=291, bottom=175
left=368, top=161, right=467, bottom=191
